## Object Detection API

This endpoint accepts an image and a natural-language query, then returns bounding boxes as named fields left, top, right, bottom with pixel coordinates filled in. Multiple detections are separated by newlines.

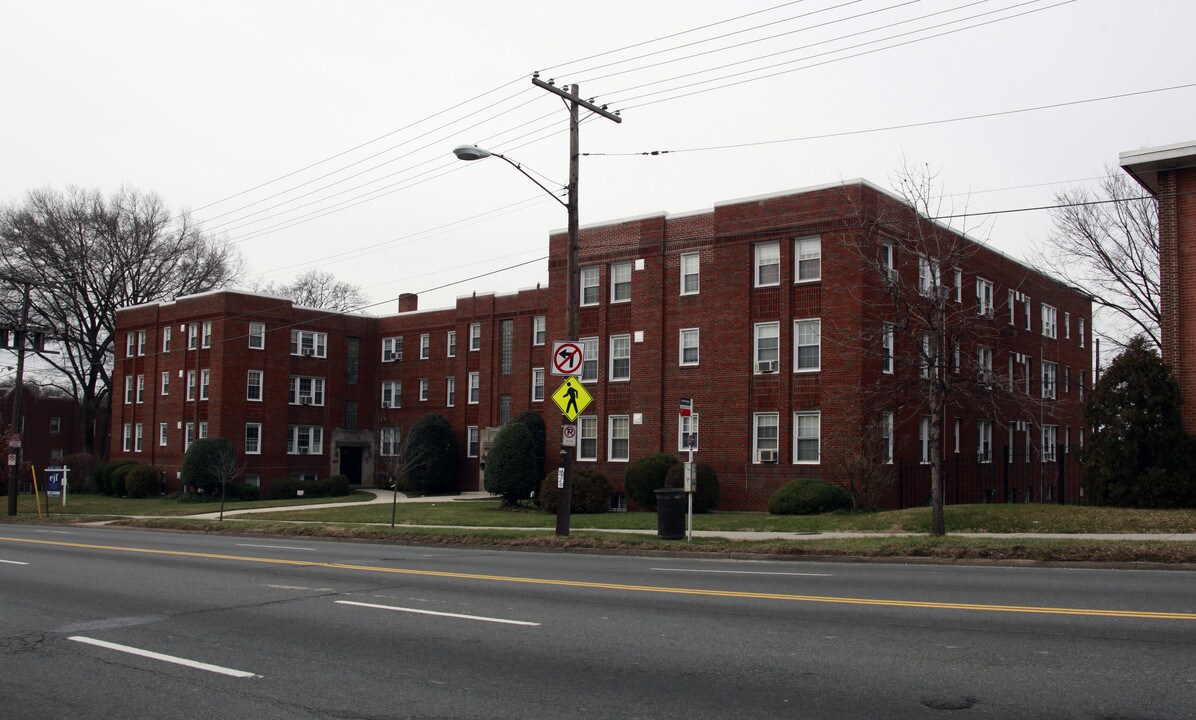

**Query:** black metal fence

left=894, top=445, right=1084, bottom=509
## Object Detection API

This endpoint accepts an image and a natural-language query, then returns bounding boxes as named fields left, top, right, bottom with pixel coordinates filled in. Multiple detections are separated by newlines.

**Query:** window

left=954, top=418, right=960, bottom=454
left=1024, top=296, right=1032, bottom=331
left=1079, top=370, right=1086, bottom=401
left=185, top=422, right=194, bottom=451
left=419, top=378, right=429, bottom=402
left=1042, top=304, right=1058, bottom=339
left=162, top=326, right=171, bottom=353
left=468, top=372, right=480, bottom=404
left=954, top=269, right=962, bottom=303
left=290, top=330, right=327, bottom=358
left=345, top=400, right=357, bottom=430
left=159, top=423, right=168, bottom=447
left=880, top=243, right=895, bottom=281
left=1008, top=290, right=1016, bottom=325
left=446, top=330, right=457, bottom=357
left=137, top=330, right=146, bottom=356
left=680, top=252, right=699, bottom=295
left=1079, top=318, right=1085, bottom=348
left=124, top=376, right=133, bottom=404
left=198, top=422, right=208, bottom=439
left=919, top=416, right=932, bottom=464
left=578, top=416, right=598, bottom=461
left=920, top=333, right=935, bottom=379
left=420, top=333, right=430, bottom=360
left=245, top=423, right=262, bottom=455
left=978, top=346, right=993, bottom=385
left=244, top=475, right=261, bottom=489
left=581, top=266, right=600, bottom=306
left=1065, top=366, right=1071, bottom=394
left=49, top=416, right=61, bottom=433
left=754, top=322, right=779, bottom=372
left=123, top=423, right=132, bottom=452
left=249, top=322, right=265, bottom=349
left=793, top=319, right=820, bottom=372
left=1043, top=425, right=1058, bottom=462
left=199, top=369, right=210, bottom=401
left=188, top=322, right=198, bottom=350
left=1064, top=312, right=1071, bottom=340
left=467, top=426, right=480, bottom=458
left=1042, top=361, right=1058, bottom=400
left=500, top=320, right=513, bottom=374
left=446, top=377, right=456, bottom=407
left=581, top=337, right=599, bottom=383
left=533, top=316, right=546, bottom=345
left=608, top=415, right=630, bottom=461
left=379, top=428, right=400, bottom=456
left=381, top=380, right=401, bottom=408
left=882, top=323, right=894, bottom=374
left=136, top=375, right=145, bottom=404
left=679, top=328, right=699, bottom=366
left=286, top=426, right=324, bottom=455
left=882, top=411, right=894, bottom=464
left=469, top=322, right=481, bottom=351
left=499, top=395, right=512, bottom=425
left=611, top=262, right=632, bottom=302
left=201, top=321, right=212, bottom=348
left=134, top=423, right=143, bottom=452
left=347, top=337, right=359, bottom=385
left=793, top=411, right=820, bottom=463
left=161, top=372, right=170, bottom=396
left=382, top=336, right=403, bottom=362
left=978, top=420, right=993, bottom=463
left=532, top=368, right=545, bottom=402
left=753, top=413, right=779, bottom=463
left=289, top=376, right=326, bottom=406
left=794, top=236, right=821, bottom=281
left=755, top=241, right=780, bottom=287
left=952, top=340, right=960, bottom=374
left=678, top=413, right=699, bottom=451
left=976, top=279, right=994, bottom=317
left=125, top=333, right=135, bottom=357
left=918, top=256, right=940, bottom=297
left=610, top=334, right=631, bottom=381
left=186, top=370, right=196, bottom=401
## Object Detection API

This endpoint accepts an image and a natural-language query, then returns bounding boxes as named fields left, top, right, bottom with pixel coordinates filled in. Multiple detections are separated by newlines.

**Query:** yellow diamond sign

left=551, top=376, right=593, bottom=422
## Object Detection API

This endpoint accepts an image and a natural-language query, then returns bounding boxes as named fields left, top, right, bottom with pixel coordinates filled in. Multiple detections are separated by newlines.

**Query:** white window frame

left=578, top=416, right=598, bottom=461
left=382, top=336, right=403, bottom=362
left=137, top=331, right=146, bottom=356
left=159, top=422, right=168, bottom=447
left=248, top=321, right=265, bottom=349
left=245, top=423, right=262, bottom=455
left=1064, top=312, right=1071, bottom=340
left=532, top=368, right=545, bottom=402
left=882, top=411, right=894, bottom=464
left=978, top=420, right=993, bottom=463
left=446, top=330, right=457, bottom=357
left=680, top=252, right=699, bottom=295
left=290, top=330, right=328, bottom=358
left=753, top=412, right=779, bottom=463
left=1043, top=425, right=1058, bottom=462
left=533, top=316, right=546, bottom=346
left=161, top=371, right=170, bottom=396
left=468, top=372, right=480, bottom=404
left=136, top=375, right=145, bottom=404
left=953, top=269, right=962, bottom=303
left=286, top=425, right=324, bottom=455
left=134, top=423, right=143, bottom=453
left=978, top=346, right=993, bottom=385
left=608, top=415, right=630, bottom=462
left=200, top=369, right=210, bottom=401
left=580, top=266, right=600, bottom=306
left=919, top=416, right=932, bottom=465
left=678, top=414, right=699, bottom=451
left=162, top=326, right=171, bottom=353
left=418, top=378, right=429, bottom=402
left=794, top=235, right=821, bottom=282
left=918, top=255, right=940, bottom=297
left=609, top=334, right=631, bottom=381
left=289, top=376, right=326, bottom=406
left=247, top=369, right=263, bottom=402
left=123, top=423, right=132, bottom=452
left=792, top=411, right=820, bottom=464
left=186, top=370, right=196, bottom=401
left=1042, top=361, right=1058, bottom=400
left=469, top=322, right=482, bottom=351
left=754, top=241, right=780, bottom=287
left=201, top=321, right=212, bottom=349
left=1042, top=304, right=1058, bottom=339
left=446, top=376, right=456, bottom=407
left=679, top=328, right=699, bottom=366
left=379, top=427, right=400, bottom=457
left=581, top=336, right=599, bottom=383
left=381, top=380, right=401, bottom=408
left=754, top=322, right=779, bottom=372
left=880, top=243, right=895, bottom=282
left=1079, top=318, right=1085, bottom=348
left=882, top=323, right=894, bottom=374
left=184, top=422, right=194, bottom=451
left=124, top=376, right=133, bottom=404
left=976, top=278, right=994, bottom=317
left=125, top=333, right=135, bottom=357
left=467, top=426, right=480, bottom=458
left=420, top=333, right=430, bottom=360
left=610, top=261, right=632, bottom=303
left=793, top=319, right=820, bottom=372
left=188, top=322, right=198, bottom=350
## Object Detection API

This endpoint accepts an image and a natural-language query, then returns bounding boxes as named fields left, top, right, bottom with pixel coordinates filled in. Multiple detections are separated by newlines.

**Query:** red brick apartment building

left=110, top=180, right=1090, bottom=510
left=1, top=384, right=87, bottom=491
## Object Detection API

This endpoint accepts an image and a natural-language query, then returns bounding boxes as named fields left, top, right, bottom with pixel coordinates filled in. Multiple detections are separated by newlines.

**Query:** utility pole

left=5, top=279, right=33, bottom=516
left=531, top=75, right=621, bottom=536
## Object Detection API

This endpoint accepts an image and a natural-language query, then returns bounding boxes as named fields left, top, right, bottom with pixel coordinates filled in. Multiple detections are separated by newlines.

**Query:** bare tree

left=254, top=269, right=368, bottom=312
left=1034, top=169, right=1159, bottom=352
left=377, top=414, right=432, bottom=527
left=0, top=187, right=242, bottom=453
left=213, top=442, right=246, bottom=521
left=825, top=417, right=895, bottom=511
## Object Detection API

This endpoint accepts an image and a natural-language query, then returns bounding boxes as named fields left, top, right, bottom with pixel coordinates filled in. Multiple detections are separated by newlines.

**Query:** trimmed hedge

left=92, top=459, right=138, bottom=496
left=109, top=462, right=140, bottom=497
left=484, top=422, right=538, bottom=505
left=664, top=462, right=720, bottom=513
left=539, top=467, right=611, bottom=514
left=623, top=453, right=680, bottom=510
left=769, top=479, right=852, bottom=515
left=124, top=465, right=163, bottom=499
left=264, top=475, right=350, bottom=500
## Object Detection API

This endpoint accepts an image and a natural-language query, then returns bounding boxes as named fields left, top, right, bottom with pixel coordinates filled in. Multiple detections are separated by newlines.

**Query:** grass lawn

left=4, top=490, right=377, bottom=518
left=236, top=500, right=1196, bottom=534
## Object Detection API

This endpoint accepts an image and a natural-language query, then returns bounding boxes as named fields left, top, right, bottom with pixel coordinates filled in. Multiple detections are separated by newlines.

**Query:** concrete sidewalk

left=186, top=488, right=491, bottom=520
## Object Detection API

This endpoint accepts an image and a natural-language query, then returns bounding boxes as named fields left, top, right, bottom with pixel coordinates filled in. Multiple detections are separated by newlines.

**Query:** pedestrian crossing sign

left=551, top=376, right=593, bottom=422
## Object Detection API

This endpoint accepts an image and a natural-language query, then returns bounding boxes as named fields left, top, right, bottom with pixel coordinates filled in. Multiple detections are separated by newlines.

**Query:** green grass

left=5, top=490, right=376, bottom=518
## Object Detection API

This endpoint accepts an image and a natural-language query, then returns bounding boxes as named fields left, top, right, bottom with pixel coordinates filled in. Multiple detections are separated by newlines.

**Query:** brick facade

left=111, top=180, right=1090, bottom=509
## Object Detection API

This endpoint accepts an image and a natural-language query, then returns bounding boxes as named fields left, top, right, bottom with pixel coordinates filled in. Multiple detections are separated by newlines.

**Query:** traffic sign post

left=551, top=377, right=593, bottom=422
left=682, top=398, right=696, bottom=542
left=561, top=424, right=577, bottom=447
left=550, top=341, right=584, bottom=376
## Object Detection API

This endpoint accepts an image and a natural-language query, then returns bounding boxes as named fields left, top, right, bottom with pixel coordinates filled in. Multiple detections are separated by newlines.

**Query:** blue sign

left=46, top=469, right=64, bottom=498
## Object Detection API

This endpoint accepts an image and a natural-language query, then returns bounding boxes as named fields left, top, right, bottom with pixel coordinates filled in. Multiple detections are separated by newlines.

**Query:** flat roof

left=1120, top=140, right=1196, bottom=196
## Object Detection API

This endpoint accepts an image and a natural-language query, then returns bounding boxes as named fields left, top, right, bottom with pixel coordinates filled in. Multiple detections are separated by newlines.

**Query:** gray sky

left=3, top=0, right=1193, bottom=317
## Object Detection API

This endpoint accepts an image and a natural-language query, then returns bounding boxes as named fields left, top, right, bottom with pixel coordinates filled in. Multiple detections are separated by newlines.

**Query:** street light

left=453, top=78, right=620, bottom=536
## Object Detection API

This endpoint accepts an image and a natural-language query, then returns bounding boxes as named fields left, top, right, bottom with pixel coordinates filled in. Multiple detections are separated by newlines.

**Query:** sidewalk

left=185, top=488, right=491, bottom=520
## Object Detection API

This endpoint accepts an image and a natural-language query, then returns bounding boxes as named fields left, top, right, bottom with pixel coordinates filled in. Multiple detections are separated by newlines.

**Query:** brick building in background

left=110, top=180, right=1090, bottom=510
left=1, top=383, right=88, bottom=491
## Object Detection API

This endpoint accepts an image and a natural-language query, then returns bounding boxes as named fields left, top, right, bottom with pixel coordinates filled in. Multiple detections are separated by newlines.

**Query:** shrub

left=181, top=438, right=237, bottom=495
left=124, top=464, right=162, bottom=499
left=109, top=461, right=141, bottom=497
left=227, top=483, right=261, bottom=501
left=265, top=478, right=300, bottom=500
left=512, top=411, right=547, bottom=488
left=94, top=460, right=137, bottom=495
left=769, top=479, right=852, bottom=515
left=484, top=422, right=538, bottom=505
left=405, top=414, right=459, bottom=494
left=664, top=462, right=720, bottom=513
left=623, top=453, right=680, bottom=510
left=263, top=476, right=349, bottom=500
left=539, top=467, right=611, bottom=514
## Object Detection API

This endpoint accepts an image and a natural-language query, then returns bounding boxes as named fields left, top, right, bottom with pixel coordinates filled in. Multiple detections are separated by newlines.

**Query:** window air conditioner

left=759, top=450, right=778, bottom=463
left=302, top=398, right=312, bottom=406
left=383, top=352, right=395, bottom=362
left=302, top=349, right=315, bottom=357
left=758, top=360, right=778, bottom=374
left=299, top=447, right=309, bottom=454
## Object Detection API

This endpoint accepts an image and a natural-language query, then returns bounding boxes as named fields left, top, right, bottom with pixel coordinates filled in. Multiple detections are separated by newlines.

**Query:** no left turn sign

left=551, top=341, right=584, bottom=376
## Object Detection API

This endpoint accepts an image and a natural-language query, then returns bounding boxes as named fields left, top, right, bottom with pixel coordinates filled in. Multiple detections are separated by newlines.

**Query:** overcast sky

left=3, top=0, right=1193, bottom=319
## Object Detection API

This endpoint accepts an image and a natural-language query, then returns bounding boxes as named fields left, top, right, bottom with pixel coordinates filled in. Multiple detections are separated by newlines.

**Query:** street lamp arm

left=452, top=145, right=568, bottom=209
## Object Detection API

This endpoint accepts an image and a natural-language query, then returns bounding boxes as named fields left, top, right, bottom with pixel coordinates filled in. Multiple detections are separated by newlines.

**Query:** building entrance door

left=339, top=446, right=364, bottom=485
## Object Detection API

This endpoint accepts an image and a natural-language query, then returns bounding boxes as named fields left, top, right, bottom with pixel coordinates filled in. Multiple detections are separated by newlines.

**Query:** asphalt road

left=1, top=525, right=1193, bottom=719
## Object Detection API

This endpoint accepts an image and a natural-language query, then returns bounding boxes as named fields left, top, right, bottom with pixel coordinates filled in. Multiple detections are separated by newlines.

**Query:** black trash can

left=655, top=488, right=687, bottom=540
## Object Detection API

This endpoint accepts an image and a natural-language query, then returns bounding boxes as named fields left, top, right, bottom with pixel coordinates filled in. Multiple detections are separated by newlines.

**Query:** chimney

left=398, top=293, right=418, bottom=313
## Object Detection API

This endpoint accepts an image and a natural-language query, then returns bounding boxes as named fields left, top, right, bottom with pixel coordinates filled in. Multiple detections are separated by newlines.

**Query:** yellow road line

left=4, top=535, right=1194, bottom=620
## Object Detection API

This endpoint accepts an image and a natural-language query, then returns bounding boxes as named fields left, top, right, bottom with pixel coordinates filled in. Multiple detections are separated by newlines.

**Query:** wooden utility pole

left=5, top=279, right=33, bottom=516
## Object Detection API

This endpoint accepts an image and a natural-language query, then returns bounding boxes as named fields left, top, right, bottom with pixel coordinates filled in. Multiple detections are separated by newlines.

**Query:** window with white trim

left=249, top=322, right=265, bottom=349
left=882, top=323, right=894, bottom=374
left=882, top=411, right=894, bottom=464
left=159, top=423, right=168, bottom=447
left=581, top=266, right=600, bottom=306
left=188, top=323, right=198, bottom=350
left=136, top=375, right=145, bottom=404
left=918, top=256, right=940, bottom=297
left=201, top=321, right=212, bottom=348
left=134, top=423, right=143, bottom=452
left=420, top=333, right=430, bottom=359
left=286, top=425, right=324, bottom=455
left=919, top=416, right=931, bottom=464
left=500, top=319, right=513, bottom=374
left=446, top=377, right=456, bottom=407
left=381, top=380, right=401, bottom=408
left=532, top=368, right=545, bottom=402
left=245, top=423, right=262, bottom=455
left=419, top=378, right=429, bottom=402
left=199, top=369, right=210, bottom=401
left=1008, top=290, right=1016, bottom=325
left=1079, top=318, right=1085, bottom=348
left=137, top=331, right=146, bottom=356
left=533, top=316, right=546, bottom=346
left=468, top=372, right=480, bottom=404
left=469, top=322, right=481, bottom=351
left=880, top=243, right=895, bottom=282
left=1079, top=369, right=1086, bottom=401
left=608, top=415, right=630, bottom=461
left=953, top=269, right=962, bottom=303
left=161, top=371, right=170, bottom=396
left=380, top=427, right=400, bottom=456
left=123, top=423, right=132, bottom=452
left=1064, top=312, right=1071, bottom=340
left=581, top=337, right=599, bottom=383
left=978, top=420, right=993, bottom=463
left=1042, top=304, right=1057, bottom=339
left=753, top=413, right=779, bottom=463
left=680, top=252, right=699, bottom=295
left=162, top=326, right=171, bottom=353
left=1043, top=424, right=1058, bottom=462
left=290, top=330, right=327, bottom=358
left=467, top=426, right=479, bottom=457
left=755, top=241, right=780, bottom=287
left=382, top=336, right=403, bottom=362
left=184, top=422, right=194, bottom=451
left=920, top=333, right=936, bottom=379
left=124, top=376, right=133, bottom=404
left=794, top=236, right=821, bottom=282
left=289, top=376, right=326, bottom=406
left=610, top=334, right=631, bottom=381
left=679, top=328, right=699, bottom=366
left=978, top=346, right=993, bottom=385
left=610, top=262, right=632, bottom=302
left=1042, top=361, right=1058, bottom=400
left=976, top=278, right=994, bottom=317
left=578, top=416, right=598, bottom=461
left=247, top=370, right=263, bottom=401
left=793, top=411, right=820, bottom=463
left=186, top=370, right=195, bottom=401
left=793, top=319, right=820, bottom=372
left=754, top=322, right=779, bottom=372
left=446, top=330, right=457, bottom=357
left=678, top=414, right=699, bottom=451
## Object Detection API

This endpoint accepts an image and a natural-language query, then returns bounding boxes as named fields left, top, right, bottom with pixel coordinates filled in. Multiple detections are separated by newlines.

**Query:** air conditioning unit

left=383, top=352, right=395, bottom=362
left=302, top=349, right=315, bottom=357
left=299, top=447, right=309, bottom=454
left=301, top=398, right=312, bottom=406
left=758, top=360, right=778, bottom=374
left=759, top=450, right=778, bottom=463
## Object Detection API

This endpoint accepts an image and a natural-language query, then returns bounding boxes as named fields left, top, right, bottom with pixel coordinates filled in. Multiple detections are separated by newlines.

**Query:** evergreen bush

left=769, top=479, right=851, bottom=515
left=623, top=453, right=680, bottom=510
left=405, top=414, right=459, bottom=494
left=483, top=422, right=538, bottom=505
left=181, top=438, right=236, bottom=495
left=124, top=464, right=162, bottom=499
left=539, top=467, right=611, bottom=514
left=664, top=462, right=720, bottom=513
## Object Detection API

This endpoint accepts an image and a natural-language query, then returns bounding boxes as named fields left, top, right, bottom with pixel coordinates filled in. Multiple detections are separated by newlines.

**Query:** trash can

left=655, top=488, right=687, bottom=540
